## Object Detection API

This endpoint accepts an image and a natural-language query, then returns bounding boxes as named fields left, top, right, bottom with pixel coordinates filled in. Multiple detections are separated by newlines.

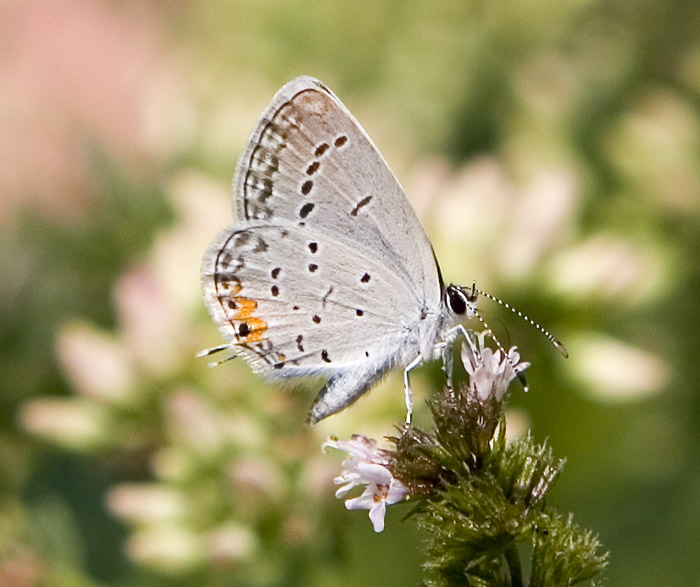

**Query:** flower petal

left=368, top=501, right=387, bottom=533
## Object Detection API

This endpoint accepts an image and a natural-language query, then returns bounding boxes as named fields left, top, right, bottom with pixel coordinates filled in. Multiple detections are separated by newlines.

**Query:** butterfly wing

left=202, top=77, right=446, bottom=421
left=201, top=223, right=422, bottom=375
left=232, top=76, right=442, bottom=305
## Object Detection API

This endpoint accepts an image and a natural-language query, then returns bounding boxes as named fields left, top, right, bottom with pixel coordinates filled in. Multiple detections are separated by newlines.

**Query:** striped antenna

left=477, top=289, right=568, bottom=358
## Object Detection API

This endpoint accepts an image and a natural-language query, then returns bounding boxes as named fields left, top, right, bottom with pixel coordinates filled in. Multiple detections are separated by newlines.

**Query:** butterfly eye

left=446, top=285, right=468, bottom=315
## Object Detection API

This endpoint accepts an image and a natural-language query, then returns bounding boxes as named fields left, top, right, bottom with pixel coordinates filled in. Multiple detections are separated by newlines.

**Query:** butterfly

left=200, top=76, right=565, bottom=424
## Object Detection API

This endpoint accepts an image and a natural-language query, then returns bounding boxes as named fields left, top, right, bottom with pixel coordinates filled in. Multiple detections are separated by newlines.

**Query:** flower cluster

left=324, top=330, right=528, bottom=532
left=460, top=330, right=529, bottom=404
left=323, top=331, right=607, bottom=585
left=323, top=435, right=408, bottom=533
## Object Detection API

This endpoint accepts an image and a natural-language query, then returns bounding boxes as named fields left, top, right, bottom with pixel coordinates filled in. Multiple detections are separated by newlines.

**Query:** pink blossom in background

left=0, top=0, right=183, bottom=224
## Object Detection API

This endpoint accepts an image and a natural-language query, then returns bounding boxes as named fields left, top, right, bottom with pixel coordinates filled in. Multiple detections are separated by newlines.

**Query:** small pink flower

left=461, top=330, right=530, bottom=402
left=323, top=435, right=408, bottom=532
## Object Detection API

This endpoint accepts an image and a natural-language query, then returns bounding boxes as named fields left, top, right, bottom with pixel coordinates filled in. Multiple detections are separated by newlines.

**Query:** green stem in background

left=504, top=542, right=522, bottom=587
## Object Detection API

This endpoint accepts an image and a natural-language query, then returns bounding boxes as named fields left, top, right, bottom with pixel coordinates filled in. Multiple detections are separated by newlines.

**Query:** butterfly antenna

left=477, top=289, right=569, bottom=358
left=473, top=311, right=529, bottom=393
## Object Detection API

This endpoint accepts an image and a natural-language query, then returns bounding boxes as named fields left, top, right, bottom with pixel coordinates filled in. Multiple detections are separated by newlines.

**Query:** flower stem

left=504, top=542, right=522, bottom=587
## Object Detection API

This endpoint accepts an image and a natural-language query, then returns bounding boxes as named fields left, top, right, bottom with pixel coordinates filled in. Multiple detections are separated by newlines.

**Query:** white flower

left=323, top=435, right=408, bottom=533
left=461, top=330, right=530, bottom=402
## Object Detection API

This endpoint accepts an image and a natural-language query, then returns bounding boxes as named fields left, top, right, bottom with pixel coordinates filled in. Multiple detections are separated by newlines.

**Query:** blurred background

left=2, top=0, right=699, bottom=585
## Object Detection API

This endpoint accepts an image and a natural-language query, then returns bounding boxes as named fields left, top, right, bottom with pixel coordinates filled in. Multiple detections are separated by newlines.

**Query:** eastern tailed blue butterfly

left=200, top=76, right=566, bottom=424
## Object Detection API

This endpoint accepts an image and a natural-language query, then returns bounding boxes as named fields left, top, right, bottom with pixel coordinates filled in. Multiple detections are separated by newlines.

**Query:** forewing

left=232, top=76, right=441, bottom=305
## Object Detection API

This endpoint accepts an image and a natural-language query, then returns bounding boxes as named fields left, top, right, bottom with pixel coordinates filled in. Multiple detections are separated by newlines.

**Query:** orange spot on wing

left=217, top=278, right=242, bottom=295
left=220, top=295, right=267, bottom=343
left=232, top=297, right=257, bottom=320
left=241, top=318, right=267, bottom=342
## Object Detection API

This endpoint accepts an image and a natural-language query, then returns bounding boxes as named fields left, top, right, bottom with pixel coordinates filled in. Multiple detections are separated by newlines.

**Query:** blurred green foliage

left=1, top=0, right=699, bottom=585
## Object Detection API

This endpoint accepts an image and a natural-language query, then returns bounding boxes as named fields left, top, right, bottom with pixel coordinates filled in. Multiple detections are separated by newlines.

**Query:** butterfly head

left=444, top=283, right=479, bottom=319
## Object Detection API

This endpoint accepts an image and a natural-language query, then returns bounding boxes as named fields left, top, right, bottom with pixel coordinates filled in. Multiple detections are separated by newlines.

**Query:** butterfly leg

left=443, top=324, right=474, bottom=346
left=434, top=324, right=476, bottom=389
left=403, top=355, right=423, bottom=425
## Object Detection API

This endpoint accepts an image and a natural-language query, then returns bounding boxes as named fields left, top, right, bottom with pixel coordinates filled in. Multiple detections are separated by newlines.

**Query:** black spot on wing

left=350, top=195, right=373, bottom=217
left=314, top=143, right=330, bottom=157
left=301, top=180, right=313, bottom=195
left=299, top=202, right=315, bottom=218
